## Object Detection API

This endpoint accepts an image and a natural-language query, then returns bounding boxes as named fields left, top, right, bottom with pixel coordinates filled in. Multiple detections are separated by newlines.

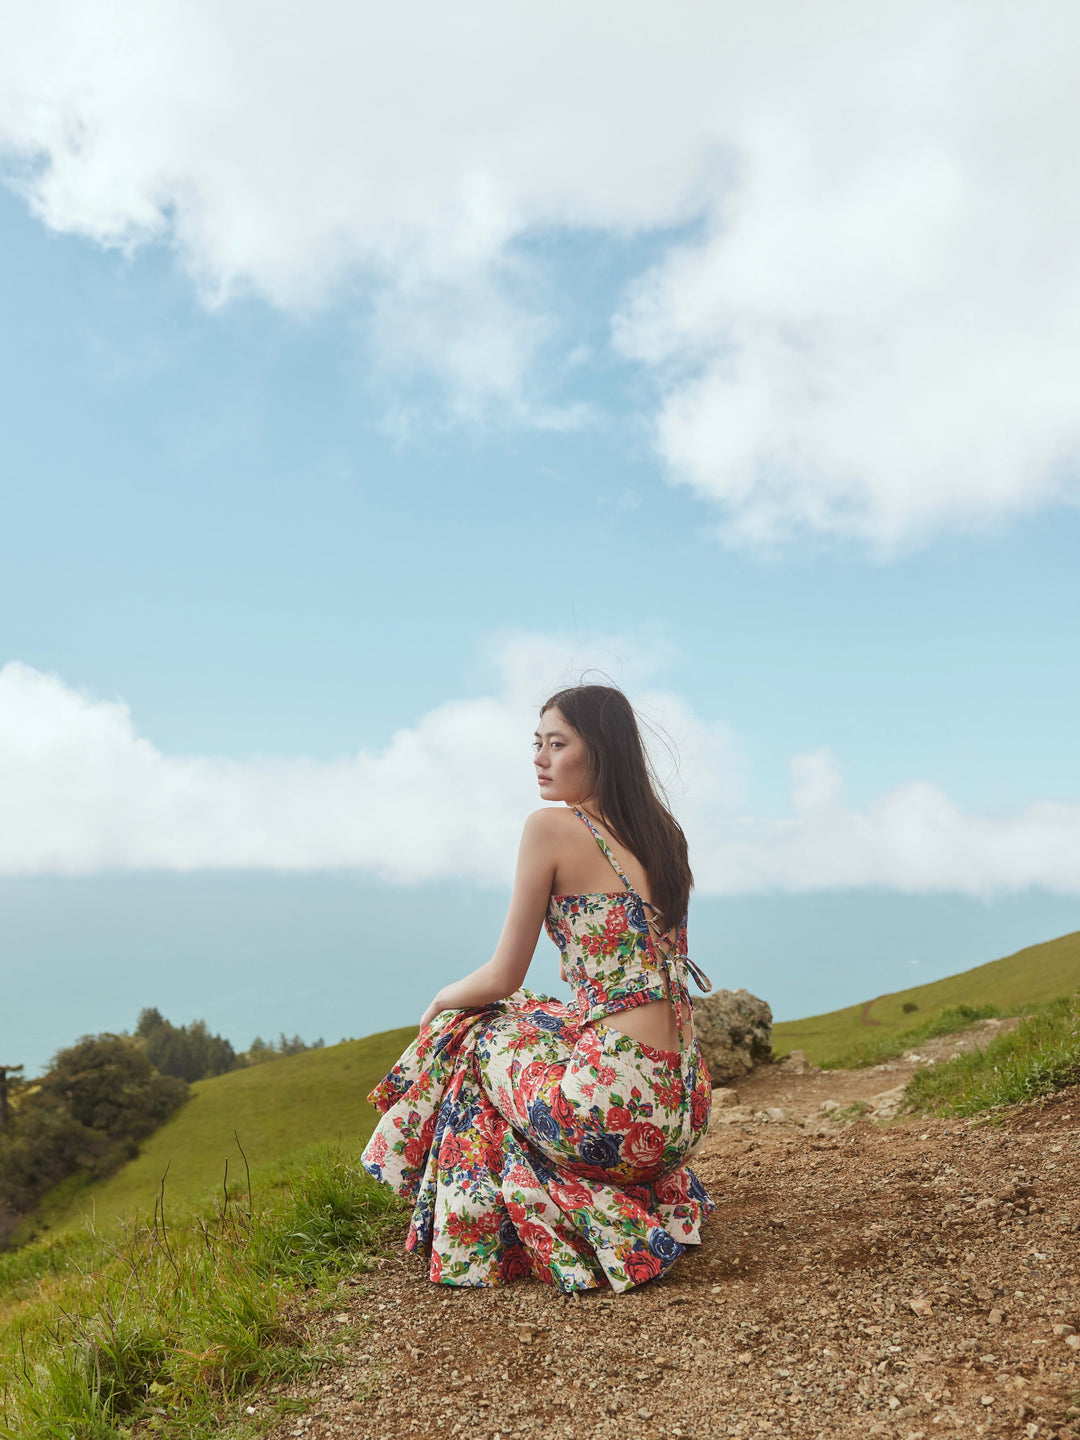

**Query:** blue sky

left=2, top=2, right=1079, bottom=1072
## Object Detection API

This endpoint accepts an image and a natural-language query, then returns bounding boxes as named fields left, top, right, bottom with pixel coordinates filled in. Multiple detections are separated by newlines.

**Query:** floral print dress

left=361, top=809, right=714, bottom=1292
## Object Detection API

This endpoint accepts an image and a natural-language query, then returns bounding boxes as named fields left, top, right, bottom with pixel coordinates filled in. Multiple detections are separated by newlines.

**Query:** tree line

left=0, top=1011, right=325, bottom=1236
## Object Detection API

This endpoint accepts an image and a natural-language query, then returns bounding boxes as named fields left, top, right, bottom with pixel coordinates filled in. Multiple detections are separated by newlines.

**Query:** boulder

left=694, top=987, right=772, bottom=1084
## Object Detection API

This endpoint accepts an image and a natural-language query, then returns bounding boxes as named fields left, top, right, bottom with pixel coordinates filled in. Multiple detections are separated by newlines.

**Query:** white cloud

left=1, top=654, right=1078, bottom=895
left=4, top=3, right=1080, bottom=543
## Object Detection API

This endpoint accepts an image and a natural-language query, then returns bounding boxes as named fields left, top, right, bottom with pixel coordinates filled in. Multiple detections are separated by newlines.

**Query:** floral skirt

left=360, top=991, right=713, bottom=1292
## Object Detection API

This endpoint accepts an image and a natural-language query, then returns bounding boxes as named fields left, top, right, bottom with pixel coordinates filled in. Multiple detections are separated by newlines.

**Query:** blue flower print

left=528, top=1100, right=562, bottom=1145
left=625, top=893, right=649, bottom=934
left=531, top=1011, right=567, bottom=1033
left=579, top=1132, right=622, bottom=1168
left=648, top=1226, right=682, bottom=1262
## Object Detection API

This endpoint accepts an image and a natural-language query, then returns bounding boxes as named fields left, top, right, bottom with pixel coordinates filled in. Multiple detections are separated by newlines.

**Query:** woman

left=361, top=684, right=714, bottom=1292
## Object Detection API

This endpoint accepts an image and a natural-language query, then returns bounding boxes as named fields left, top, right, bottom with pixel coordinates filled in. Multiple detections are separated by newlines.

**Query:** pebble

left=263, top=1063, right=1080, bottom=1440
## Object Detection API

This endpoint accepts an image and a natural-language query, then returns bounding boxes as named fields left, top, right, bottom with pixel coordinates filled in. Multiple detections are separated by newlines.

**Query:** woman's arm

left=419, top=811, right=557, bottom=1026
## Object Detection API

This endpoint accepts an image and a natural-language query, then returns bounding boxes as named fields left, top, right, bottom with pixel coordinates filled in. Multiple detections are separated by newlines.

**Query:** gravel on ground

left=264, top=1030, right=1080, bottom=1440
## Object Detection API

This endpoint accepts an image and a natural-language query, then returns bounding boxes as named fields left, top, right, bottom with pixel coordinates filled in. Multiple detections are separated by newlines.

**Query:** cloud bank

left=2, top=654, right=1077, bottom=896
left=3, top=2, right=1080, bottom=545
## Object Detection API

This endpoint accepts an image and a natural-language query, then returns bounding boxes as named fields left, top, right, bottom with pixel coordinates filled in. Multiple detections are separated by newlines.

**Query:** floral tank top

left=544, top=808, right=693, bottom=1026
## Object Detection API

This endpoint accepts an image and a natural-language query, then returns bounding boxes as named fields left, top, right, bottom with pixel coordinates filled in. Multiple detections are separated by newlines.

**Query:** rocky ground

left=266, top=1028, right=1080, bottom=1440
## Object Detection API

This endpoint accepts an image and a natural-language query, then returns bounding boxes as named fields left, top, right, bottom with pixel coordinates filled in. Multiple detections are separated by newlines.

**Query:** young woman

left=361, top=684, right=714, bottom=1292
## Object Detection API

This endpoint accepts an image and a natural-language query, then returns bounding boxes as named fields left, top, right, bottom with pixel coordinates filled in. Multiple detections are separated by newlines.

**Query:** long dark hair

left=541, top=684, right=693, bottom=928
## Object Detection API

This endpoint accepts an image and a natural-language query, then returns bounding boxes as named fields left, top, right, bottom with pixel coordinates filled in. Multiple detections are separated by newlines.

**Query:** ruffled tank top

left=544, top=808, right=711, bottom=1028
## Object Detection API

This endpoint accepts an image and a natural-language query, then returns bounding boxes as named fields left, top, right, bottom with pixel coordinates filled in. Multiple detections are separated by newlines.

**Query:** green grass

left=820, top=1003, right=1004, bottom=1070
left=772, top=928, right=1080, bottom=1066
left=0, top=1027, right=419, bottom=1438
left=0, top=1147, right=406, bottom=1440
left=15, top=1027, right=416, bottom=1247
left=906, top=993, right=1080, bottom=1117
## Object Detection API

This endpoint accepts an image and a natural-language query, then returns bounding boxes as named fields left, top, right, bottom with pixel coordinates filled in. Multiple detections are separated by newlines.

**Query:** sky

left=2, top=0, right=1080, bottom=1074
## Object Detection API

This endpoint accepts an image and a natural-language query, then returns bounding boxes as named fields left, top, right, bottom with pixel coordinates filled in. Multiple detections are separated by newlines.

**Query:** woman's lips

left=537, top=776, right=552, bottom=784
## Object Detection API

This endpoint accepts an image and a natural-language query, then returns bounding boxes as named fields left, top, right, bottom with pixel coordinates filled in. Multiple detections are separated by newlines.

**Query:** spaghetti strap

left=570, top=807, right=639, bottom=896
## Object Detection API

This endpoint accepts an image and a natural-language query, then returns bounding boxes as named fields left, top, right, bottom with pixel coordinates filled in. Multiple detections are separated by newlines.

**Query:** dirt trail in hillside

left=268, top=1029, right=1080, bottom=1440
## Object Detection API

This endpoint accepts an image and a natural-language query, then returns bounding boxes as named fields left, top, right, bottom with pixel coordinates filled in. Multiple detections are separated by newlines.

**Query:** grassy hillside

left=22, top=1025, right=416, bottom=1243
left=772, top=928, right=1080, bottom=1066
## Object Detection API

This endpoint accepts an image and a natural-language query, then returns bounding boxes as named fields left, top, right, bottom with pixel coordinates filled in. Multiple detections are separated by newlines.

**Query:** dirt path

left=268, top=1032, right=1080, bottom=1440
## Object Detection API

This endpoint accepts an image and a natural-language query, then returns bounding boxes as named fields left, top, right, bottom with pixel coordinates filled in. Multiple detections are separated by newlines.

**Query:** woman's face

left=534, top=707, right=593, bottom=805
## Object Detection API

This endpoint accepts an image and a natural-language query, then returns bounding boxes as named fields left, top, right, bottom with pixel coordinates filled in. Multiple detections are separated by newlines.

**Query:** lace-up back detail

left=544, top=810, right=687, bottom=1025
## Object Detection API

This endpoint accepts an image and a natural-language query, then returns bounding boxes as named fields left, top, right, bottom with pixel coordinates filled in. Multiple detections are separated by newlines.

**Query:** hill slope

left=30, top=1025, right=416, bottom=1240
left=772, top=927, right=1080, bottom=1065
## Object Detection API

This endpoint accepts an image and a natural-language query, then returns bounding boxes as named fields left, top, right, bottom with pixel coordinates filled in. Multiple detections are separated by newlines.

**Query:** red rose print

left=606, top=1104, right=633, bottom=1131
left=507, top=1164, right=534, bottom=1188
left=690, top=1085, right=709, bottom=1130
left=550, top=1179, right=592, bottom=1212
left=578, top=1030, right=602, bottom=1065
left=624, top=1249, right=662, bottom=1284
left=477, top=1108, right=508, bottom=1145
left=550, top=1088, right=578, bottom=1132
left=501, top=1247, right=533, bottom=1282
left=622, top=1121, right=665, bottom=1168
left=430, top=1250, right=443, bottom=1282
left=597, top=1065, right=617, bottom=1085
left=402, top=1137, right=425, bottom=1168
left=420, top=1115, right=437, bottom=1148
left=518, top=1221, right=554, bottom=1262
left=506, top=1200, right=527, bottom=1224
left=481, top=1143, right=503, bottom=1173
left=518, top=1060, right=548, bottom=1104
left=366, top=1133, right=388, bottom=1163
left=438, top=1134, right=464, bottom=1167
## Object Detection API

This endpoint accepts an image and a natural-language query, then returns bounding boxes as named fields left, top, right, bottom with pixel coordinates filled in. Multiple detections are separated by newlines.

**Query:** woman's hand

left=420, top=993, right=449, bottom=1028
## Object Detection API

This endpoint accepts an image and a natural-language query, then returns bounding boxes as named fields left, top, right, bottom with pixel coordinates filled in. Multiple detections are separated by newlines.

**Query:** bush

left=0, top=1036, right=188, bottom=1222
left=38, top=1035, right=188, bottom=1141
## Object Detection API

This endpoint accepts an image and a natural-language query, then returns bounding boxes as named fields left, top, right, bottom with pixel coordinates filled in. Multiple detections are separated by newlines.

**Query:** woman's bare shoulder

left=522, top=806, right=581, bottom=838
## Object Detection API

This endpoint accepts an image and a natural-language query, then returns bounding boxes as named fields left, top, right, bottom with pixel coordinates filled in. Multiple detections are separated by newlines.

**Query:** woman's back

left=544, top=805, right=689, bottom=1054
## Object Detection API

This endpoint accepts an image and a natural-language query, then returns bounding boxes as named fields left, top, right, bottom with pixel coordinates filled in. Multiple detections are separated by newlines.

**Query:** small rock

left=638, top=1409, right=654, bottom=1420
left=909, top=1297, right=933, bottom=1317
left=736, top=1352, right=752, bottom=1365
left=958, top=1339, right=979, bottom=1352
left=819, top=1099, right=842, bottom=1112
left=980, top=1395, right=995, bottom=1407
left=1052, top=1322, right=1076, bottom=1336
left=777, top=1048, right=815, bottom=1074
left=711, top=1086, right=741, bottom=1108
left=987, top=1308, right=1004, bottom=1326
left=896, top=1404, right=918, bottom=1419
left=868, top=1085, right=907, bottom=1118
left=763, top=1106, right=786, bottom=1122
left=332, top=1313, right=350, bottom=1324
left=712, top=1105, right=756, bottom=1124
left=974, top=1198, right=996, bottom=1210
left=1066, top=1333, right=1080, bottom=1350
